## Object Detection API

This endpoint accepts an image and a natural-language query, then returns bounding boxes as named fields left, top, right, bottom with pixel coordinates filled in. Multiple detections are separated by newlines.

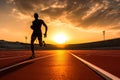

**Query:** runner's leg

left=31, top=34, right=36, bottom=57
left=38, top=36, right=42, bottom=47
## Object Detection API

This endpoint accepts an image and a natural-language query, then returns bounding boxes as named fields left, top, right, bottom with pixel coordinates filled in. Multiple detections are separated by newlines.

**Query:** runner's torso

left=32, top=19, right=43, bottom=34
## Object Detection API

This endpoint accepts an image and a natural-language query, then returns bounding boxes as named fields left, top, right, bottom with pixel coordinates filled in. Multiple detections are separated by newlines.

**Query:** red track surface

left=0, top=50, right=120, bottom=80
left=0, top=50, right=54, bottom=68
left=0, top=51, right=31, bottom=68
left=71, top=50, right=120, bottom=78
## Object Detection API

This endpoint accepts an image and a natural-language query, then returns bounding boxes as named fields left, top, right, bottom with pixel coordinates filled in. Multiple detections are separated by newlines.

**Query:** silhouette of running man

left=30, top=13, right=48, bottom=58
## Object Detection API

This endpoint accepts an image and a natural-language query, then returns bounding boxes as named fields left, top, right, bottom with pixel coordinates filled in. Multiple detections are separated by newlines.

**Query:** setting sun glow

left=53, top=34, right=67, bottom=44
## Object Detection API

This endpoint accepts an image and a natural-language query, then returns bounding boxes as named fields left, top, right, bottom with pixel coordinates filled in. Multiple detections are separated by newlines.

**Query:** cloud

left=7, top=0, right=120, bottom=30
left=11, top=8, right=31, bottom=20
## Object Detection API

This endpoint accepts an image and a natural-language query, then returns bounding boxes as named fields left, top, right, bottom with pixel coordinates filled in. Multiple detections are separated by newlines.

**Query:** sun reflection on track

left=51, top=50, right=68, bottom=79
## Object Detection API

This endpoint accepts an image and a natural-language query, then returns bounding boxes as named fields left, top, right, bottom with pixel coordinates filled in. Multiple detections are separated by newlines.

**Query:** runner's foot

left=29, top=54, right=35, bottom=59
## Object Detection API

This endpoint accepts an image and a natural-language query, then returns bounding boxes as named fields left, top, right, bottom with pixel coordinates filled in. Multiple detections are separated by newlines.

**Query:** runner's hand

left=44, top=33, right=47, bottom=38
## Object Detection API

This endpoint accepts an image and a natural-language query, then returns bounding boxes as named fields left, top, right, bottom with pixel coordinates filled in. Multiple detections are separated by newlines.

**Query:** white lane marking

left=0, top=54, right=48, bottom=60
left=0, top=54, right=55, bottom=72
left=69, top=52, right=120, bottom=80
left=0, top=55, right=29, bottom=60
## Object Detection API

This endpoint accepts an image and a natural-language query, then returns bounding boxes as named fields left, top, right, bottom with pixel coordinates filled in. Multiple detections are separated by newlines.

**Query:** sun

left=53, top=33, right=67, bottom=44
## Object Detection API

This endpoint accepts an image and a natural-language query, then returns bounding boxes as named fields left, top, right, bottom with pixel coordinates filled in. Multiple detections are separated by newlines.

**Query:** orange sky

left=0, top=0, right=120, bottom=44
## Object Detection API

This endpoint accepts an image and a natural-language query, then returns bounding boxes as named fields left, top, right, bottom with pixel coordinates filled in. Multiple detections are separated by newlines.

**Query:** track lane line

left=69, top=52, right=120, bottom=80
left=0, top=55, right=30, bottom=60
left=0, top=54, right=55, bottom=72
left=0, top=54, right=48, bottom=60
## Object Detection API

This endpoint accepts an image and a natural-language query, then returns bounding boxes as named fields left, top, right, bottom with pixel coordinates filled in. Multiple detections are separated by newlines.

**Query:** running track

left=0, top=50, right=120, bottom=80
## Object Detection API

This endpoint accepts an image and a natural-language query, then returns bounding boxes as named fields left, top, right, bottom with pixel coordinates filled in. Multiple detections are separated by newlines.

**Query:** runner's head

left=34, top=13, right=39, bottom=19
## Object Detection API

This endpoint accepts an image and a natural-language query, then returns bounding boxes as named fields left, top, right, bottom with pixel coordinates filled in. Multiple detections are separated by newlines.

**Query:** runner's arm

left=42, top=20, right=48, bottom=38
